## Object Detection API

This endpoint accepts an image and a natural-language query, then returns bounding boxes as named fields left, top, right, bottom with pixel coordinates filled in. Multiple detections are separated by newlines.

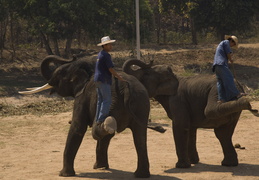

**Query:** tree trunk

left=0, top=19, right=8, bottom=59
left=163, top=30, right=167, bottom=44
left=40, top=31, right=53, bottom=55
left=156, top=14, right=161, bottom=44
left=190, top=17, right=197, bottom=45
left=64, top=36, right=73, bottom=58
left=53, top=37, right=60, bottom=56
left=10, top=12, right=16, bottom=60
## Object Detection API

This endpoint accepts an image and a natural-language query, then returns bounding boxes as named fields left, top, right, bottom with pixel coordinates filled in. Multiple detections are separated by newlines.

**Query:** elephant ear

left=48, top=60, right=94, bottom=97
left=41, top=55, right=76, bottom=80
left=122, top=59, right=153, bottom=79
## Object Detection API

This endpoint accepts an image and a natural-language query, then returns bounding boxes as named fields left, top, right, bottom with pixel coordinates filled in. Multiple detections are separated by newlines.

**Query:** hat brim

left=97, top=40, right=116, bottom=46
left=224, top=35, right=238, bottom=49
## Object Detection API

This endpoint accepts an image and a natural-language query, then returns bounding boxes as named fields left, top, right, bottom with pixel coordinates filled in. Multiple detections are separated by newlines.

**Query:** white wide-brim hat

left=97, top=36, right=116, bottom=46
left=224, top=35, right=238, bottom=48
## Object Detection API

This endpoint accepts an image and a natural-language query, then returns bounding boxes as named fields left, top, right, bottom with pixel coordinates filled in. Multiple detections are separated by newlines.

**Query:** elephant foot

left=59, top=168, right=75, bottom=177
left=176, top=160, right=191, bottom=168
left=134, top=169, right=150, bottom=178
left=93, top=162, right=109, bottom=169
left=221, top=158, right=238, bottom=166
left=250, top=109, right=259, bottom=117
left=190, top=157, right=199, bottom=164
left=92, top=116, right=117, bottom=140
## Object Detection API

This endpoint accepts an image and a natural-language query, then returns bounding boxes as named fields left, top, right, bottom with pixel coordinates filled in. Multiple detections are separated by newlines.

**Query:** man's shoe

left=103, top=116, right=117, bottom=134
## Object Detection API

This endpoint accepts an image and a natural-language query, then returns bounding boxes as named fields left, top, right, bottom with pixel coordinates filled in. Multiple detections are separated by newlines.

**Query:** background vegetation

left=1, top=0, right=259, bottom=59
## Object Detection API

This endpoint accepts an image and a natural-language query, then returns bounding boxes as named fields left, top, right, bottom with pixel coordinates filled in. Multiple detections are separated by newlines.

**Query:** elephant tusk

left=26, top=87, right=40, bottom=90
left=19, top=83, right=53, bottom=95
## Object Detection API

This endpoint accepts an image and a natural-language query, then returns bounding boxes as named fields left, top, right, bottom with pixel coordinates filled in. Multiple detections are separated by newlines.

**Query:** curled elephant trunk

left=18, top=83, right=53, bottom=95
left=41, top=55, right=75, bottom=80
left=122, top=59, right=153, bottom=79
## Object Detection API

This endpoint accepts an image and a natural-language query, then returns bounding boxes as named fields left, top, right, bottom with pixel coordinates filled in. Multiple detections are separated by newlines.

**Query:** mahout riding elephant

left=19, top=55, right=164, bottom=178
left=123, top=59, right=258, bottom=168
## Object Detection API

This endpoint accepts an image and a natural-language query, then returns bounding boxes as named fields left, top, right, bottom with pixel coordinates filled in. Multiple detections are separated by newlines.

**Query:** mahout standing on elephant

left=212, top=35, right=246, bottom=103
left=94, top=36, right=125, bottom=135
left=19, top=55, right=166, bottom=178
left=123, top=59, right=258, bottom=169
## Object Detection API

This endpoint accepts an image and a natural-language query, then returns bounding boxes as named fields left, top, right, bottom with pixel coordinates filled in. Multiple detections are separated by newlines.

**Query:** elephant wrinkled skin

left=20, top=55, right=152, bottom=178
left=123, top=59, right=258, bottom=168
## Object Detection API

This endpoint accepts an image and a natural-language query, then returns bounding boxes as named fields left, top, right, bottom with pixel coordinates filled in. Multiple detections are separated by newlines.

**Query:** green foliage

left=190, top=0, right=259, bottom=38
left=1, top=0, right=259, bottom=53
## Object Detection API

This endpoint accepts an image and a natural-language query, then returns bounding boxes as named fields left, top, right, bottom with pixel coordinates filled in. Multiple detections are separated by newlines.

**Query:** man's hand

left=109, top=68, right=126, bottom=82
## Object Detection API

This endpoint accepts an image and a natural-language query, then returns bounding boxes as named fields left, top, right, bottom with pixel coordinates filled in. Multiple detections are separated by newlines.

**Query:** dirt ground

left=0, top=98, right=258, bottom=180
left=0, top=43, right=259, bottom=180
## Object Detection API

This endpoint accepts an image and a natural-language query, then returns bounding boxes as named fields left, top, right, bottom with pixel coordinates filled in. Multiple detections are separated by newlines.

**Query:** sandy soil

left=0, top=98, right=258, bottom=180
left=0, top=43, right=259, bottom=179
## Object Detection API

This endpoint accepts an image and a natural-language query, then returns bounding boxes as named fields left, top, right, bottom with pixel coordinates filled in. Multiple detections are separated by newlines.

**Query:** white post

left=135, top=0, right=140, bottom=60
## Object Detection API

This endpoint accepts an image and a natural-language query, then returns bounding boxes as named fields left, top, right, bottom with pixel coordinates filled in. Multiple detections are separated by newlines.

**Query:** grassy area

left=0, top=99, right=74, bottom=117
left=0, top=45, right=258, bottom=117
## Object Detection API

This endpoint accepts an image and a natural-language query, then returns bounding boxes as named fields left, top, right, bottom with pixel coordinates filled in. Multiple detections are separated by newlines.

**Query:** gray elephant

left=122, top=59, right=258, bottom=168
left=19, top=55, right=164, bottom=178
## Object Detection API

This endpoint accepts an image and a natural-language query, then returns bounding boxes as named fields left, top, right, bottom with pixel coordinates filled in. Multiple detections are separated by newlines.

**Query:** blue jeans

left=214, top=65, right=239, bottom=102
left=95, top=82, right=112, bottom=123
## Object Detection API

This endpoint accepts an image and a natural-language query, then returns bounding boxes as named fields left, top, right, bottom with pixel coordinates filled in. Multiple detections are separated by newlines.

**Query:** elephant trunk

left=122, top=59, right=153, bottom=79
left=41, top=55, right=75, bottom=80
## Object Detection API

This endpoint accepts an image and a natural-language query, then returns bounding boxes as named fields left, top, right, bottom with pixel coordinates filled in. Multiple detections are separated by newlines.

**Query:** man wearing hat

left=212, top=35, right=246, bottom=103
left=94, top=36, right=125, bottom=128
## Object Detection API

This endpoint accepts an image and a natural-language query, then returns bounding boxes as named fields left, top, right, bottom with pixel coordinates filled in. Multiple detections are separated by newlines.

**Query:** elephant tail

left=147, top=125, right=166, bottom=133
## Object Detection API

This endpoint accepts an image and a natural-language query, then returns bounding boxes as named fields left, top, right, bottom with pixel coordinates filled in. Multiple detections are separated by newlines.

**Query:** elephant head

left=19, top=55, right=96, bottom=97
left=41, top=55, right=96, bottom=97
left=122, top=59, right=179, bottom=97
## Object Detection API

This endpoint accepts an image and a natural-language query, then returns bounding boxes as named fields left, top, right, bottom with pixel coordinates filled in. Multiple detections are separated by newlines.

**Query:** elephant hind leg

left=214, top=121, right=238, bottom=167
left=59, top=169, right=75, bottom=177
left=130, top=123, right=150, bottom=178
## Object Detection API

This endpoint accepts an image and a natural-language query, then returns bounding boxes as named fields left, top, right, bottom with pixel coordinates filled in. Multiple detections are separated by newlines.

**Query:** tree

left=190, top=0, right=259, bottom=40
left=0, top=0, right=9, bottom=58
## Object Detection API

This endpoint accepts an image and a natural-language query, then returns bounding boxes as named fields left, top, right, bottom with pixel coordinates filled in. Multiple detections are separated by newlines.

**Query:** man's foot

left=92, top=116, right=117, bottom=140
left=237, top=93, right=247, bottom=99
left=217, top=100, right=226, bottom=104
left=103, top=116, right=117, bottom=134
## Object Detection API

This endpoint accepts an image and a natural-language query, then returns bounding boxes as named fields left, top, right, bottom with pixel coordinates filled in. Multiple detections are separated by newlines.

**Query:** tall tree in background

left=190, top=0, right=259, bottom=40
left=0, top=0, right=8, bottom=58
left=156, top=0, right=198, bottom=44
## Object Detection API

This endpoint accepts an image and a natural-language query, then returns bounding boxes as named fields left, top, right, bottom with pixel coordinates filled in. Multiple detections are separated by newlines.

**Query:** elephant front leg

left=173, top=123, right=191, bottom=168
left=59, top=122, right=87, bottom=177
left=93, top=134, right=114, bottom=169
left=188, top=128, right=199, bottom=164
left=131, top=125, right=150, bottom=178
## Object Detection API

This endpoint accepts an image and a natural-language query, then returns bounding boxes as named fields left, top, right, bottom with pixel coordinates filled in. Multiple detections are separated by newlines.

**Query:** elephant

left=18, top=55, right=164, bottom=178
left=122, top=59, right=258, bottom=168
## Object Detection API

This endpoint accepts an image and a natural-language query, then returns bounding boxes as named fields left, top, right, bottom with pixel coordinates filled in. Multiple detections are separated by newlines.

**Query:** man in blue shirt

left=94, top=36, right=125, bottom=130
left=212, top=35, right=246, bottom=103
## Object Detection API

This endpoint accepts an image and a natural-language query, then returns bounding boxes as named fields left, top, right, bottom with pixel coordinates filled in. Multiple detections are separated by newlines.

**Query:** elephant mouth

left=18, top=83, right=53, bottom=95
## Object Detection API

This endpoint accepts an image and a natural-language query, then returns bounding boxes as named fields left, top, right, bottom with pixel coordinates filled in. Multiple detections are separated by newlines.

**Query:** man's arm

left=227, top=53, right=233, bottom=63
left=109, top=68, right=126, bottom=81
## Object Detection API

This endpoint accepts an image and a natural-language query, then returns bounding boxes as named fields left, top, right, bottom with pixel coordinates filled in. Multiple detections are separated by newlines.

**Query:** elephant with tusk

left=123, top=59, right=258, bottom=168
left=18, top=55, right=168, bottom=178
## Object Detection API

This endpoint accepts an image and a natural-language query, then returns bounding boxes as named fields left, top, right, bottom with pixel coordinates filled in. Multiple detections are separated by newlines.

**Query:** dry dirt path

left=0, top=100, right=258, bottom=180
